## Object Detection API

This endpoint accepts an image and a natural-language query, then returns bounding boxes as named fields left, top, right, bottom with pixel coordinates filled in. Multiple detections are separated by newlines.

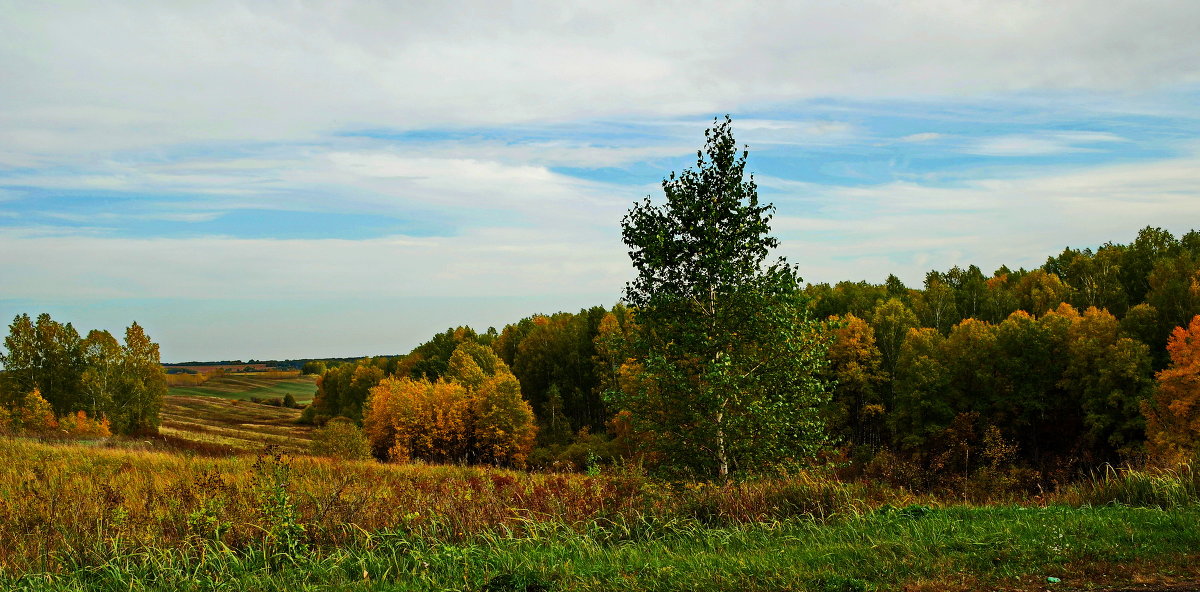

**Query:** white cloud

left=1, top=2, right=1197, bottom=163
left=39, top=211, right=225, bottom=224
left=8, top=148, right=1199, bottom=304
left=0, top=146, right=637, bottom=225
left=0, top=225, right=628, bottom=302
left=771, top=149, right=1200, bottom=285
left=968, top=131, right=1128, bottom=156
left=298, top=150, right=633, bottom=224
left=896, top=133, right=944, bottom=143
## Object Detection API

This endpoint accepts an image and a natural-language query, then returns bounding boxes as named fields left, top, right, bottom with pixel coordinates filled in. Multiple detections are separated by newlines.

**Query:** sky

left=2, top=1, right=1200, bottom=362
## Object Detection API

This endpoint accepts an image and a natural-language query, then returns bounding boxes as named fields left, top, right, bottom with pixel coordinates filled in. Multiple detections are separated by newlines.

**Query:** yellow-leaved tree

left=474, top=371, right=536, bottom=466
left=363, top=342, right=536, bottom=466
left=7, top=389, right=58, bottom=434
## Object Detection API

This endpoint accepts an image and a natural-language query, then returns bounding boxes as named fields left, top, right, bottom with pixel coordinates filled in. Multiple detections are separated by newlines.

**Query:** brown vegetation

left=0, top=437, right=896, bottom=572
left=156, top=394, right=314, bottom=456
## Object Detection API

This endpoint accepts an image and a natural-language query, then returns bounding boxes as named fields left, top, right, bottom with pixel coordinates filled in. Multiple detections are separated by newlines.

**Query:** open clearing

left=157, top=393, right=314, bottom=455
left=168, top=372, right=318, bottom=403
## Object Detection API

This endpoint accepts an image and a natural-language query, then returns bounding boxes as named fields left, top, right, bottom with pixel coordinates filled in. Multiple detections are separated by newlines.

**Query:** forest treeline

left=0, top=314, right=166, bottom=436
left=302, top=225, right=1200, bottom=481
left=301, top=308, right=631, bottom=468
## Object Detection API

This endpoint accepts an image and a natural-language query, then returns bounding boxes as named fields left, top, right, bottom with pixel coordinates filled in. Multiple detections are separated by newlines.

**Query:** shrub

left=58, top=410, right=112, bottom=439
left=8, top=390, right=57, bottom=435
left=309, top=417, right=371, bottom=461
left=1064, top=464, right=1200, bottom=508
left=298, top=404, right=320, bottom=425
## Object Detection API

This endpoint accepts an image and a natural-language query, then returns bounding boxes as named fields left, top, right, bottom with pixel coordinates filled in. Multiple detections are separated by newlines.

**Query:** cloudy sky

left=2, top=1, right=1199, bottom=361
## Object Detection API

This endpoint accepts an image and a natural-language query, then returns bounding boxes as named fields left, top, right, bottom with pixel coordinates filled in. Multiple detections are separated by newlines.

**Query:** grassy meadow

left=148, top=371, right=318, bottom=456
left=1, top=436, right=1199, bottom=591
left=167, top=372, right=317, bottom=404
left=156, top=395, right=315, bottom=456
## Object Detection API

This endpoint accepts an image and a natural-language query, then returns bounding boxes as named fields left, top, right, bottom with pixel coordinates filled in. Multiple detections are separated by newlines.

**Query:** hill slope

left=157, top=394, right=315, bottom=455
left=168, top=373, right=318, bottom=403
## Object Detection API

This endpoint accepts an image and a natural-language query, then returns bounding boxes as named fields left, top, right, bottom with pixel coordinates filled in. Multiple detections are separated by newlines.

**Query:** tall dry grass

left=1059, top=463, right=1200, bottom=508
left=0, top=438, right=897, bottom=572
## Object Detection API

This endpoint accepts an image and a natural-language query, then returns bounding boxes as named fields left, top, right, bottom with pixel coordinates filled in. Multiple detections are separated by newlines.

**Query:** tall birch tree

left=614, top=116, right=831, bottom=478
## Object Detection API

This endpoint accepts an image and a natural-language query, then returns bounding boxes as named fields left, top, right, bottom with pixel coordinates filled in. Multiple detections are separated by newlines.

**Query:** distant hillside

left=157, top=394, right=314, bottom=456
left=163, top=356, right=392, bottom=372
left=168, top=372, right=318, bottom=403
left=165, top=363, right=273, bottom=374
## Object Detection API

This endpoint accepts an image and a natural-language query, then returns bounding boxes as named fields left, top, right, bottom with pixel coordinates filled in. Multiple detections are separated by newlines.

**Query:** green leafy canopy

left=616, top=116, right=832, bottom=478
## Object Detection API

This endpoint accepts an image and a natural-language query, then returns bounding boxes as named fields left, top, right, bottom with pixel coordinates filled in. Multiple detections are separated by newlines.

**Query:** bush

left=298, top=405, right=318, bottom=425
left=363, top=344, right=537, bottom=467
left=57, top=410, right=112, bottom=439
left=7, top=390, right=57, bottom=435
left=309, top=417, right=371, bottom=461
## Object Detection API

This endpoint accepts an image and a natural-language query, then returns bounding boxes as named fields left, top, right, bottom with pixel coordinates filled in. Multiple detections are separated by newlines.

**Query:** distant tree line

left=0, top=313, right=166, bottom=436
left=804, top=227, right=1200, bottom=475
left=163, top=356, right=371, bottom=373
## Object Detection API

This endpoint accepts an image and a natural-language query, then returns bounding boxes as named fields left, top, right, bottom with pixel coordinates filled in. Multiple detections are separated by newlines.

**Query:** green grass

left=5, top=505, right=1199, bottom=591
left=169, top=374, right=317, bottom=403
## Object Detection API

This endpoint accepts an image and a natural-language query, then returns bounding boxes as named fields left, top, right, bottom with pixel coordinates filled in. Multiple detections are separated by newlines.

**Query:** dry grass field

left=156, top=394, right=315, bottom=456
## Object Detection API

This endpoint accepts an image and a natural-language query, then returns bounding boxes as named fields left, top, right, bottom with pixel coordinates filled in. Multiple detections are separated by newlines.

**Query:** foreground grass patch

left=2, top=439, right=1199, bottom=590
left=6, top=506, right=1199, bottom=591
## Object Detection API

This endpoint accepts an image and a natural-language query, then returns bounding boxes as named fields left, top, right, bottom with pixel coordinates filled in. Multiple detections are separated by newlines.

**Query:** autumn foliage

left=164, top=372, right=211, bottom=387
left=363, top=342, right=536, bottom=467
left=0, top=389, right=109, bottom=439
left=0, top=389, right=57, bottom=435
left=1, top=314, right=166, bottom=435
left=1143, top=315, right=1200, bottom=465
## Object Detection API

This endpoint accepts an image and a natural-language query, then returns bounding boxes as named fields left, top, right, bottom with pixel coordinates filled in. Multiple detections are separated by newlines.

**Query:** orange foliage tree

left=58, top=410, right=112, bottom=439
left=1143, top=315, right=1200, bottom=465
left=363, top=343, right=536, bottom=466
